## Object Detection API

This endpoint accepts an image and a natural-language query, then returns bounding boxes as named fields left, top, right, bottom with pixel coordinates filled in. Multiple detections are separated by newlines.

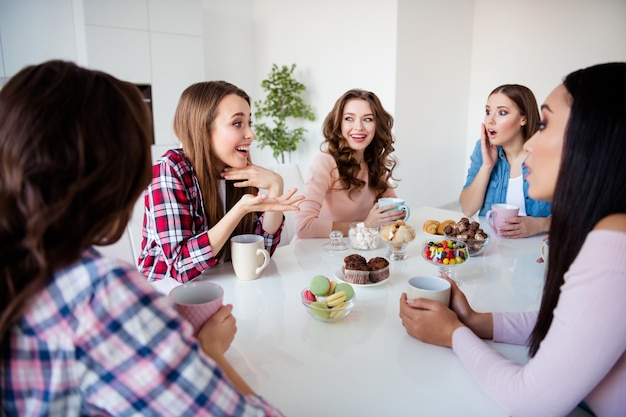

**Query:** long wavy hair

left=489, top=84, right=541, bottom=141
left=0, top=60, right=153, bottom=348
left=173, top=81, right=256, bottom=261
left=528, top=62, right=626, bottom=356
left=321, top=89, right=398, bottom=199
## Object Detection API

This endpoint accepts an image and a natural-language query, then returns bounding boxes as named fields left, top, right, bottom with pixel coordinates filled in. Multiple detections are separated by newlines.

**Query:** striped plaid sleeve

left=82, top=263, right=285, bottom=416
left=148, top=159, right=217, bottom=282
left=2, top=255, right=285, bottom=416
left=254, top=213, right=284, bottom=256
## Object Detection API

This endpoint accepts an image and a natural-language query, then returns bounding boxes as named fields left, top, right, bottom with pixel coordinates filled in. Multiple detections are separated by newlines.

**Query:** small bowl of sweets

left=348, top=222, right=379, bottom=250
left=340, top=253, right=390, bottom=285
left=301, top=275, right=355, bottom=322
left=443, top=217, right=490, bottom=256
left=379, top=220, right=416, bottom=260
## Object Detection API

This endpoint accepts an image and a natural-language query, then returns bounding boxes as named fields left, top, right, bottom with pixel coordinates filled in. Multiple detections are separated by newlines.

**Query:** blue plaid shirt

left=0, top=248, right=284, bottom=417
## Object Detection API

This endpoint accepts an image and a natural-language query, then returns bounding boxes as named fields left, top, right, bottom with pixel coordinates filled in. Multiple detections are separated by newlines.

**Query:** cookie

left=437, top=220, right=456, bottom=235
left=423, top=220, right=440, bottom=234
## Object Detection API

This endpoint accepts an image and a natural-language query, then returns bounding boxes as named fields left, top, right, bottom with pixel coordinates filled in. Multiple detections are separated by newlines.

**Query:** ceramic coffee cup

left=230, top=234, right=270, bottom=280
left=485, top=203, right=520, bottom=236
left=378, top=197, right=410, bottom=221
left=169, top=281, right=224, bottom=335
left=406, top=276, right=451, bottom=305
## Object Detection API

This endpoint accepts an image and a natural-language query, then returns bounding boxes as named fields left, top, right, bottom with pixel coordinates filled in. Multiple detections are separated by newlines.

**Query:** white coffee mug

left=378, top=197, right=410, bottom=221
left=486, top=203, right=520, bottom=236
left=169, top=281, right=224, bottom=335
left=406, top=276, right=451, bottom=305
left=230, top=234, right=270, bottom=280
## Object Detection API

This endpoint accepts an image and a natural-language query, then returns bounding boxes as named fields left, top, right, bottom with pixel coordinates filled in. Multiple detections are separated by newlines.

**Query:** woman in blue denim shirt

left=460, top=84, right=551, bottom=238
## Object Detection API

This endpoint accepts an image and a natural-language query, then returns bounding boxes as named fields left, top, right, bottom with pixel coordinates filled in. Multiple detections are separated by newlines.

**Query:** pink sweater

left=295, top=152, right=396, bottom=238
left=453, top=230, right=626, bottom=417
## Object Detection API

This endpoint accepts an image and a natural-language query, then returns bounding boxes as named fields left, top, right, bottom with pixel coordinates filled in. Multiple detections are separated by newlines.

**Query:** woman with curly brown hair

left=295, top=89, right=402, bottom=238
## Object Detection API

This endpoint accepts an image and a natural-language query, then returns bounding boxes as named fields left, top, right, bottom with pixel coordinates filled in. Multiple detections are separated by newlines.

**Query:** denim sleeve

left=462, top=140, right=483, bottom=189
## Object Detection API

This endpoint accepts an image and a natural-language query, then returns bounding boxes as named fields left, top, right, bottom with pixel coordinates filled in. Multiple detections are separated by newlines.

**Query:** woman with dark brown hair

left=138, top=81, right=303, bottom=284
left=460, top=84, right=551, bottom=238
left=295, top=89, right=402, bottom=238
left=0, top=61, right=284, bottom=416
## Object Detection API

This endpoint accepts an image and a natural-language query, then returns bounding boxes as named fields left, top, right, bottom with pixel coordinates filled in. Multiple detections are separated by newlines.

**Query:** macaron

left=335, top=282, right=354, bottom=301
left=309, top=301, right=330, bottom=318
left=329, top=304, right=348, bottom=318
left=326, top=291, right=346, bottom=307
left=327, top=280, right=337, bottom=295
left=310, top=275, right=331, bottom=296
left=303, top=288, right=316, bottom=302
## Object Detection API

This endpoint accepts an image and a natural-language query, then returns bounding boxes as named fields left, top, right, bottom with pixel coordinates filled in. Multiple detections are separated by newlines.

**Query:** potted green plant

left=254, top=63, right=316, bottom=164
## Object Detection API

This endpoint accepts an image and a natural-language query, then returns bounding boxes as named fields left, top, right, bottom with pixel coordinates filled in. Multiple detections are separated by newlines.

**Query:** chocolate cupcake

left=342, top=254, right=370, bottom=284
left=342, top=263, right=370, bottom=284
left=367, top=257, right=390, bottom=283
left=344, top=254, right=367, bottom=266
left=342, top=254, right=367, bottom=272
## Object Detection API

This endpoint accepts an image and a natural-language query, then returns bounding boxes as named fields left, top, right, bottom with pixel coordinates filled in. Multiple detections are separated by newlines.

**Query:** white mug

left=230, top=234, right=270, bottom=280
left=378, top=197, right=410, bottom=221
left=406, top=276, right=451, bottom=305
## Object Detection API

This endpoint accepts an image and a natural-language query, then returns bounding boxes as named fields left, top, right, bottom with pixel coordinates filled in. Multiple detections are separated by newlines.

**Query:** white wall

left=394, top=0, right=474, bottom=209
left=387, top=0, right=626, bottom=210
left=1, top=0, right=625, bottom=211
left=210, top=0, right=399, bottom=177
left=465, top=0, right=626, bottom=179
left=0, top=0, right=79, bottom=75
left=82, top=0, right=204, bottom=146
left=201, top=0, right=626, bottom=210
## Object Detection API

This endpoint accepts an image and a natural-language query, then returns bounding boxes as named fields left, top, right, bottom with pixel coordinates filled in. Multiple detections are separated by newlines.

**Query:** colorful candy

left=422, top=239, right=469, bottom=265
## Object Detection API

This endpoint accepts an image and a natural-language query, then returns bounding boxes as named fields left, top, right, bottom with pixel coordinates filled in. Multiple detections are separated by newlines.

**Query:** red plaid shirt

left=138, top=148, right=281, bottom=283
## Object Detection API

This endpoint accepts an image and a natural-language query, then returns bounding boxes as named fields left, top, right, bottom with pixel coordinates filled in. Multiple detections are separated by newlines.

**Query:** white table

left=197, top=207, right=549, bottom=417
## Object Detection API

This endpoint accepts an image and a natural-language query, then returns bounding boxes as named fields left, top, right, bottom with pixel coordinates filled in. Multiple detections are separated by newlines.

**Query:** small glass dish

left=379, top=220, right=416, bottom=260
left=445, top=234, right=490, bottom=256
left=301, top=287, right=355, bottom=322
left=348, top=222, right=379, bottom=250
left=422, top=238, right=470, bottom=277
left=323, top=230, right=348, bottom=252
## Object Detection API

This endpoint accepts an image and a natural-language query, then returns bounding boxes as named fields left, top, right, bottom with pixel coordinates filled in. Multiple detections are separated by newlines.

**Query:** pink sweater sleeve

left=452, top=230, right=626, bottom=417
left=492, top=311, right=538, bottom=345
left=295, top=152, right=398, bottom=238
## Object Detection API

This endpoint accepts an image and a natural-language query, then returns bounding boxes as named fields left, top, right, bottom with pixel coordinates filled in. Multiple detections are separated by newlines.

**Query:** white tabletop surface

left=196, top=207, right=549, bottom=417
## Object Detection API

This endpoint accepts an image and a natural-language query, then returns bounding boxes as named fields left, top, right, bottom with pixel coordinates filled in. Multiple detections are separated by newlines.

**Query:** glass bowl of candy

left=379, top=220, right=416, bottom=260
left=421, top=238, right=470, bottom=276
left=442, top=218, right=490, bottom=256
left=301, top=286, right=355, bottom=322
left=348, top=222, right=379, bottom=250
left=445, top=233, right=490, bottom=256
